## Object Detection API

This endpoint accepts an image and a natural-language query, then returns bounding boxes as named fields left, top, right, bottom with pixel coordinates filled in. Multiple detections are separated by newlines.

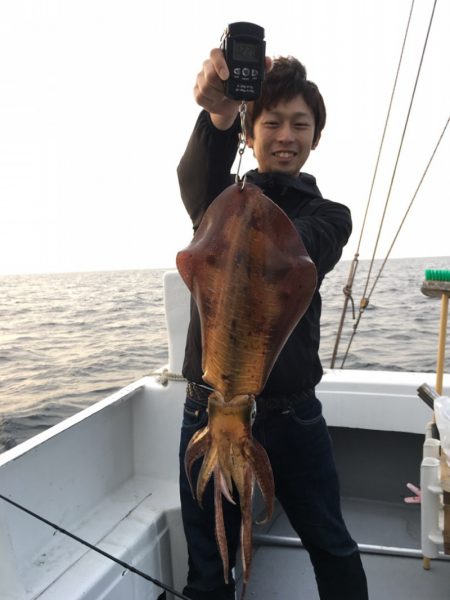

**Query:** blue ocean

left=1, top=256, right=448, bottom=453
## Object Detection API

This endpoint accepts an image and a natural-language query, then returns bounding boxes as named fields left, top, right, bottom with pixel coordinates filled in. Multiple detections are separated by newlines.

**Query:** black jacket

left=177, top=110, right=352, bottom=395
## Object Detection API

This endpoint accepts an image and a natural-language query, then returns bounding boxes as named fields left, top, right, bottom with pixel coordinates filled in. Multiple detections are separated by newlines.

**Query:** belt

left=186, top=381, right=314, bottom=415
left=186, top=381, right=212, bottom=405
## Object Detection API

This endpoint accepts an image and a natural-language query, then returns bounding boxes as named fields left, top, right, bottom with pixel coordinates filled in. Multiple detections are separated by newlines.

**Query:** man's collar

left=244, top=170, right=321, bottom=198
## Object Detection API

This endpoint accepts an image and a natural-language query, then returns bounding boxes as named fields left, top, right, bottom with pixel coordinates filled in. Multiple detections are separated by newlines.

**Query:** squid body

left=176, top=182, right=317, bottom=590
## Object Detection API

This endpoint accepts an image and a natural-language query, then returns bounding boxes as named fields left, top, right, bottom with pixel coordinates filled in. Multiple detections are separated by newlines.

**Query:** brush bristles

left=422, top=268, right=450, bottom=298
left=425, top=269, right=450, bottom=282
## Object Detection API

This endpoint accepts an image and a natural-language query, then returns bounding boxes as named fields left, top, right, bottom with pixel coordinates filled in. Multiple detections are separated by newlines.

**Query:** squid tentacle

left=218, top=462, right=236, bottom=505
left=246, top=440, right=275, bottom=524
left=217, top=441, right=235, bottom=500
left=196, top=444, right=219, bottom=507
left=239, top=463, right=254, bottom=587
left=184, top=429, right=211, bottom=498
left=214, top=464, right=230, bottom=584
left=185, top=394, right=276, bottom=591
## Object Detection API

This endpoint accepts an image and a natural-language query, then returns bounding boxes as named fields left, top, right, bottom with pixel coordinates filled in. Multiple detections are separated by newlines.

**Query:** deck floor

left=237, top=497, right=450, bottom=599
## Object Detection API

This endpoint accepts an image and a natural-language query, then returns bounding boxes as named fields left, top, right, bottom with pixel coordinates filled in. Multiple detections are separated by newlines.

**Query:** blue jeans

left=179, top=391, right=368, bottom=600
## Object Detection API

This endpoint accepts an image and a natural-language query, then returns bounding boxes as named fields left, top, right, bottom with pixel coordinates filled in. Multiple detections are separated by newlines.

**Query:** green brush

left=421, top=269, right=450, bottom=395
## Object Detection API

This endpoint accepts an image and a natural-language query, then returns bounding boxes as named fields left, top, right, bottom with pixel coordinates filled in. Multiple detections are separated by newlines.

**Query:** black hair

left=247, top=56, right=326, bottom=146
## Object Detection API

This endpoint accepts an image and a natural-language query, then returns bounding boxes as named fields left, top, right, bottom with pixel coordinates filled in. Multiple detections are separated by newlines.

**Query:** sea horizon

left=1, top=253, right=448, bottom=278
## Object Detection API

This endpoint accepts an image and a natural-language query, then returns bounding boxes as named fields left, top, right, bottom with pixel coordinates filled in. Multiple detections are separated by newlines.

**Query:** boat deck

left=237, top=496, right=450, bottom=599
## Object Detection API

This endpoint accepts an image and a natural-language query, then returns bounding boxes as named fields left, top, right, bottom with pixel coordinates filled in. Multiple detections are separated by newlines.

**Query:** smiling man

left=177, top=51, right=368, bottom=600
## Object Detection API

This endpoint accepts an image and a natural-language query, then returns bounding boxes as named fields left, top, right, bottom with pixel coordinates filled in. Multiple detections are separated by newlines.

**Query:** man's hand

left=194, top=49, right=272, bottom=131
left=194, top=49, right=239, bottom=130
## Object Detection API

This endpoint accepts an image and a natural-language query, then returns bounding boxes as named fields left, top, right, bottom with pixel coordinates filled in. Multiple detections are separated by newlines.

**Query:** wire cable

left=330, top=0, right=416, bottom=368
left=340, top=114, right=448, bottom=368
left=360, top=0, right=438, bottom=304
left=363, top=116, right=449, bottom=304
left=338, top=0, right=440, bottom=368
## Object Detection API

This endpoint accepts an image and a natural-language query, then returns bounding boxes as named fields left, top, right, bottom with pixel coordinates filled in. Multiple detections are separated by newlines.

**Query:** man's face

left=246, top=95, right=318, bottom=176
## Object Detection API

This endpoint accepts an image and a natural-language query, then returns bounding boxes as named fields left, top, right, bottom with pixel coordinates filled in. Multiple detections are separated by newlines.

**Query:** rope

left=330, top=0, right=415, bottom=368
left=333, top=0, right=440, bottom=368
left=0, top=492, right=190, bottom=600
left=148, top=368, right=186, bottom=386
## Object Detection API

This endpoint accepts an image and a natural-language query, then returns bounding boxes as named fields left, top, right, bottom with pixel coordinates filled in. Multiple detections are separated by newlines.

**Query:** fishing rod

left=0, top=492, right=190, bottom=600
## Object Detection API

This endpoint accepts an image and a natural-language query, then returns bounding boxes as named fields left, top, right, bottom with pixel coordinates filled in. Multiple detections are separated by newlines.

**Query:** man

left=177, top=49, right=368, bottom=600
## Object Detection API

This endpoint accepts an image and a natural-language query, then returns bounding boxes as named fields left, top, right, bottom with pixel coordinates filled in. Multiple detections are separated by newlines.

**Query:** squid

left=176, top=182, right=317, bottom=592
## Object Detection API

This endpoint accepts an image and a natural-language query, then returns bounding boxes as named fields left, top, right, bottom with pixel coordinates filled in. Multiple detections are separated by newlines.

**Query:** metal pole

left=252, top=533, right=450, bottom=561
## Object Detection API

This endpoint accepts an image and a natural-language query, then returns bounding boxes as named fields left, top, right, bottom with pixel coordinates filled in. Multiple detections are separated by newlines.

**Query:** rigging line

left=339, top=115, right=449, bottom=368
left=0, top=492, right=190, bottom=600
left=339, top=0, right=439, bottom=369
left=355, top=0, right=416, bottom=257
left=330, top=0, right=415, bottom=368
left=361, top=0, right=438, bottom=304
left=365, top=115, right=449, bottom=301
left=330, top=254, right=358, bottom=368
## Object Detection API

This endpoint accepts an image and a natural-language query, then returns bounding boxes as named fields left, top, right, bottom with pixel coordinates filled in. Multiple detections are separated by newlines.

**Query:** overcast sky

left=0, top=0, right=448, bottom=275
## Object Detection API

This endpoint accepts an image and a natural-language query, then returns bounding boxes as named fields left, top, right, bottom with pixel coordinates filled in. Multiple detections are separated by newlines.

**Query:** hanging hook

left=235, top=101, right=248, bottom=189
